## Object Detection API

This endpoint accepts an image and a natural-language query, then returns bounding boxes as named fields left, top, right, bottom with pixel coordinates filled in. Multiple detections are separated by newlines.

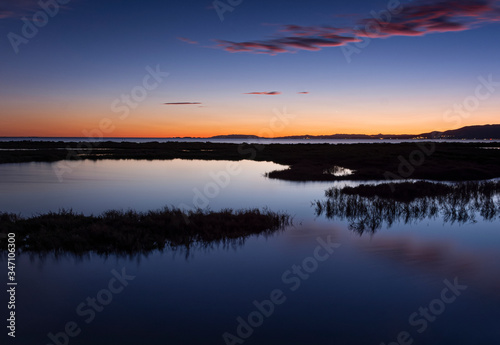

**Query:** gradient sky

left=1, top=0, right=499, bottom=137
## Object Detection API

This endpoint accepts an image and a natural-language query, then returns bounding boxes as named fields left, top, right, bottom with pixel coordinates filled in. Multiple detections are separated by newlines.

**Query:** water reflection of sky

left=2, top=159, right=500, bottom=344
left=0, top=159, right=342, bottom=219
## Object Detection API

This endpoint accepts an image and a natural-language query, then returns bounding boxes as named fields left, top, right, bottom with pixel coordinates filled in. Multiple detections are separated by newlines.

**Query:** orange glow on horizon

left=2, top=122, right=498, bottom=138
left=2, top=102, right=498, bottom=138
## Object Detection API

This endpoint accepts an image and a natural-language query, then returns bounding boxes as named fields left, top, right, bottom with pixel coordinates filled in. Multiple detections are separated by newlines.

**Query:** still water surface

left=1, top=159, right=499, bottom=345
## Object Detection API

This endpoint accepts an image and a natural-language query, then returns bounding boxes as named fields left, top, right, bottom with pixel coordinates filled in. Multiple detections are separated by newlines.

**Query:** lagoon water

left=1, top=159, right=500, bottom=344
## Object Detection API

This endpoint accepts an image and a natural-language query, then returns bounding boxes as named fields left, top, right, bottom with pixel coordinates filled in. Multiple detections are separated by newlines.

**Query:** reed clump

left=0, top=207, right=291, bottom=254
left=316, top=181, right=500, bottom=234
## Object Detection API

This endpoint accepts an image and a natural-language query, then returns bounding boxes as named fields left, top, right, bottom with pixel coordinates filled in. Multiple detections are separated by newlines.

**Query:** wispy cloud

left=216, top=30, right=360, bottom=54
left=216, top=0, right=500, bottom=55
left=177, top=37, right=199, bottom=44
left=164, top=102, right=202, bottom=105
left=243, top=91, right=282, bottom=95
left=0, top=0, right=71, bottom=19
left=298, top=91, right=309, bottom=94
left=0, top=10, right=14, bottom=19
left=355, top=0, right=497, bottom=38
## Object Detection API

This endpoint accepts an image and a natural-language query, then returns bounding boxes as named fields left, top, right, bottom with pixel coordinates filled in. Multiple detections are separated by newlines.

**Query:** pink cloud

left=215, top=0, right=500, bottom=54
left=177, top=37, right=199, bottom=45
left=0, top=0, right=72, bottom=19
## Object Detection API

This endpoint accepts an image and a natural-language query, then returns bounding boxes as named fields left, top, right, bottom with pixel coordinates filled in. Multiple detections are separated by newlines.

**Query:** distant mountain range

left=211, top=124, right=500, bottom=140
left=419, top=124, right=500, bottom=139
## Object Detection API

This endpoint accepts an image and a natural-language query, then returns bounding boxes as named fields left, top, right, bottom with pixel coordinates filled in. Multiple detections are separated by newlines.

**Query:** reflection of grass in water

left=315, top=181, right=500, bottom=234
left=0, top=208, right=291, bottom=255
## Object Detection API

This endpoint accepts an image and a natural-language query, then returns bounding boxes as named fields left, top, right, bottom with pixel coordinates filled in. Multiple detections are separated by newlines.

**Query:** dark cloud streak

left=164, top=102, right=202, bottom=105
left=216, top=0, right=500, bottom=54
left=243, top=91, right=281, bottom=95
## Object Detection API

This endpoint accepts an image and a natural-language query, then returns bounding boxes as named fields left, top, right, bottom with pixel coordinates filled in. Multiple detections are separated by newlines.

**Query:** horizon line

left=1, top=124, right=499, bottom=139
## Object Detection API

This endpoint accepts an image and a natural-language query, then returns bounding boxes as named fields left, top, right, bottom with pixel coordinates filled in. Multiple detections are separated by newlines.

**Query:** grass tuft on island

left=334, top=180, right=500, bottom=202
left=0, top=207, right=291, bottom=254
left=316, top=180, right=500, bottom=234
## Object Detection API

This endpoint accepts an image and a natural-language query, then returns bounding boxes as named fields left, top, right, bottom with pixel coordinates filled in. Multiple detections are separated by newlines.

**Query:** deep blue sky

left=1, top=0, right=499, bottom=136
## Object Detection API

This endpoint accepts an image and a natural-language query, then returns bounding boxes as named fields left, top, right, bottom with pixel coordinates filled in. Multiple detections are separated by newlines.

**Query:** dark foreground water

left=1, top=160, right=499, bottom=345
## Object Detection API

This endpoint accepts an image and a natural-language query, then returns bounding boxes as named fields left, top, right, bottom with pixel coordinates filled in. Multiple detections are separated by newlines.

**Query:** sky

left=1, top=0, right=499, bottom=137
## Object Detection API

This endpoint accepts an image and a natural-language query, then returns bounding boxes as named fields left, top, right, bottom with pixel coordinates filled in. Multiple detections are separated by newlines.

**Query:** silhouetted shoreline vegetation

left=0, top=208, right=291, bottom=254
left=315, top=181, right=500, bottom=234
left=1, top=141, right=500, bottom=181
left=337, top=181, right=500, bottom=202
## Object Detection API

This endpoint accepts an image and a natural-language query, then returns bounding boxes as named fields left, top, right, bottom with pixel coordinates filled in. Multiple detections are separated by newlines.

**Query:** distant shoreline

left=2, top=124, right=500, bottom=141
left=2, top=137, right=499, bottom=144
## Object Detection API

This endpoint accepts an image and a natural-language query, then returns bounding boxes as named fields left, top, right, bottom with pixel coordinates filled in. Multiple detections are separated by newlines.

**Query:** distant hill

left=211, top=124, right=500, bottom=140
left=419, top=124, right=500, bottom=139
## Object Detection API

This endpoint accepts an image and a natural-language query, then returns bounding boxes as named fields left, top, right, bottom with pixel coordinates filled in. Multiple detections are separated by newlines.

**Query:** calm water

left=1, top=159, right=499, bottom=345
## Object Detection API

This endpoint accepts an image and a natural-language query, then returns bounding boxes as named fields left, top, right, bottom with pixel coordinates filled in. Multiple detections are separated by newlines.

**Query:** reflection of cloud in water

left=353, top=235, right=500, bottom=300
left=314, top=181, right=500, bottom=299
left=358, top=236, right=476, bottom=277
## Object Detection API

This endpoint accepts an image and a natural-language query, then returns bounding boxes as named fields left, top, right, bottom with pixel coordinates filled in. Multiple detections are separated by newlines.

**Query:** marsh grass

left=316, top=181, right=500, bottom=234
left=0, top=207, right=291, bottom=254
